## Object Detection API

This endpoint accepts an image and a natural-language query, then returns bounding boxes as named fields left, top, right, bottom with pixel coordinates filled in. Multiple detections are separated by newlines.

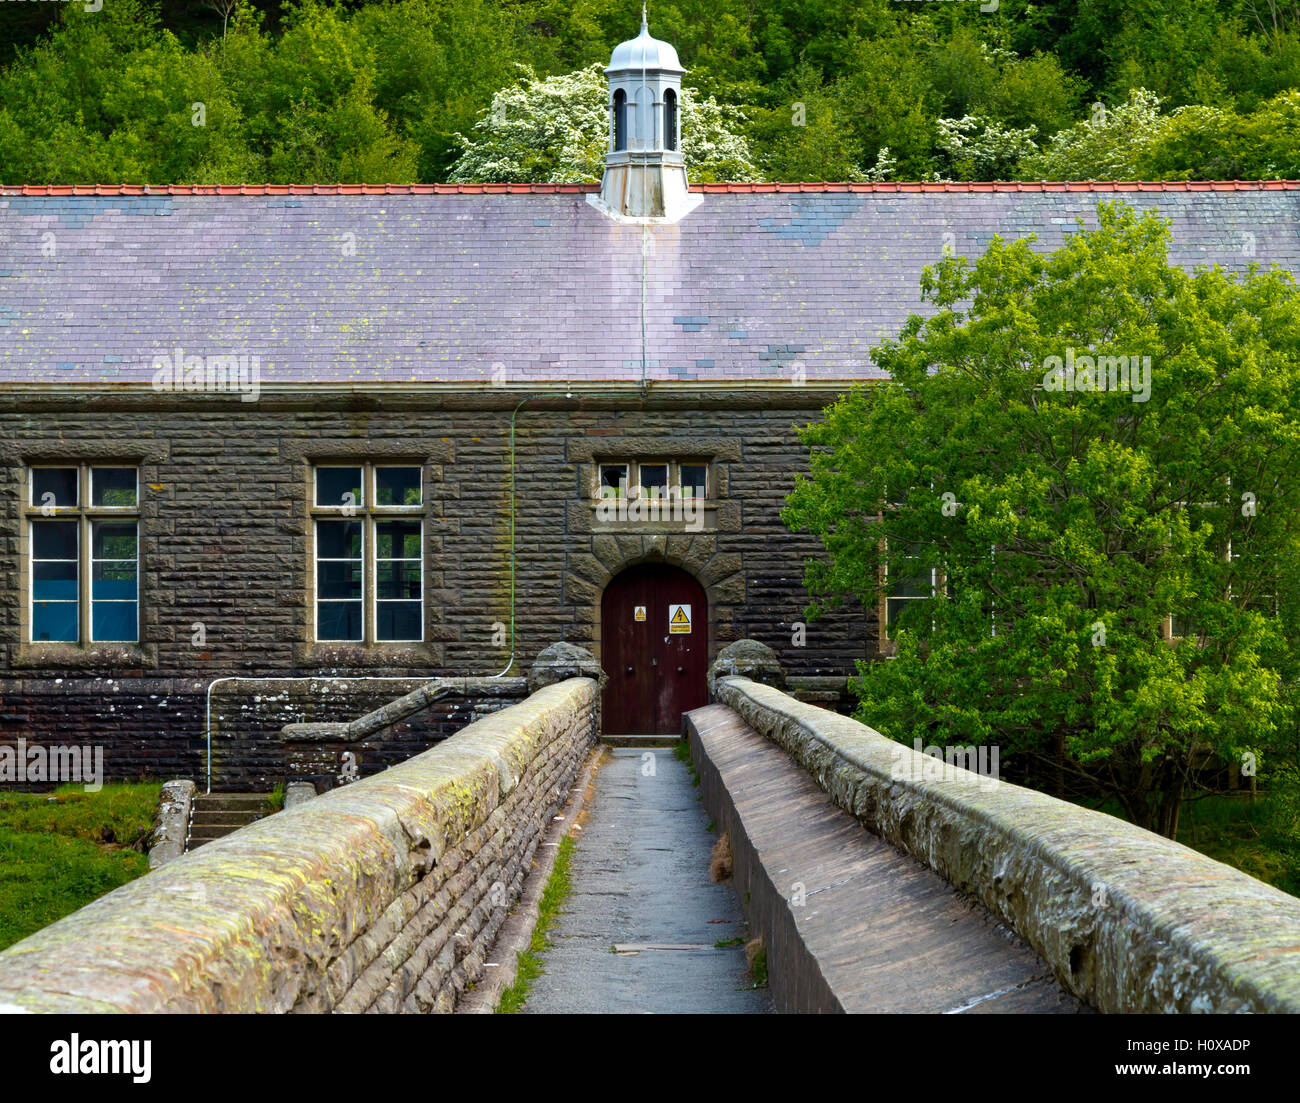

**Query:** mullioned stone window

left=596, top=460, right=708, bottom=501
left=27, top=465, right=139, bottom=644
left=312, top=464, right=423, bottom=643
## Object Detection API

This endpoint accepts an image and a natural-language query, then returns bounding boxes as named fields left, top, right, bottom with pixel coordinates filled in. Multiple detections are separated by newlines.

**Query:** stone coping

left=146, top=780, right=195, bottom=870
left=714, top=676, right=1300, bottom=1014
left=685, top=704, right=1083, bottom=1013
left=279, top=676, right=528, bottom=742
left=0, top=677, right=597, bottom=1013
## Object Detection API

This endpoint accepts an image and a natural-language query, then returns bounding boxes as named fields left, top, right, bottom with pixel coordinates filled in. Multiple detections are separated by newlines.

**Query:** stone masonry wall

left=0, top=677, right=598, bottom=1013
left=0, top=676, right=526, bottom=791
left=713, top=675, right=1300, bottom=1014
left=0, top=388, right=869, bottom=784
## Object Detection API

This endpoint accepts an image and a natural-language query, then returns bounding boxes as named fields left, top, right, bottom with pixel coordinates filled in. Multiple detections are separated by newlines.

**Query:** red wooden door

left=601, top=564, right=708, bottom=734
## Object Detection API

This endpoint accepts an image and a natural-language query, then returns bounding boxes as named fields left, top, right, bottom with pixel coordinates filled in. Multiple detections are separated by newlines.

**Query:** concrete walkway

left=523, top=747, right=773, bottom=1014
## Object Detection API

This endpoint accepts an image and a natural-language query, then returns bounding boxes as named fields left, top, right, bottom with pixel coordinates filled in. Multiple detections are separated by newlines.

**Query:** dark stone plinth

left=708, top=638, right=786, bottom=695
left=528, top=642, right=606, bottom=694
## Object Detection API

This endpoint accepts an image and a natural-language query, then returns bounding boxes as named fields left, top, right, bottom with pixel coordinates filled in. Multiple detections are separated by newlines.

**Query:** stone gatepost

left=527, top=642, right=607, bottom=693
left=529, top=642, right=607, bottom=738
left=707, top=638, right=786, bottom=698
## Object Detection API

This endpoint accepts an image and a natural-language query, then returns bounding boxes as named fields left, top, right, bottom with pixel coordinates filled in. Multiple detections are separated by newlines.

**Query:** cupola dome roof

left=607, top=15, right=683, bottom=73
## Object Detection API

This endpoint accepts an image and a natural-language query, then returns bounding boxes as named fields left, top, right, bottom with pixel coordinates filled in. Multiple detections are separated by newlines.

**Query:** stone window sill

left=574, top=499, right=739, bottom=535
left=294, top=641, right=442, bottom=669
left=11, top=642, right=155, bottom=670
left=592, top=500, right=718, bottom=534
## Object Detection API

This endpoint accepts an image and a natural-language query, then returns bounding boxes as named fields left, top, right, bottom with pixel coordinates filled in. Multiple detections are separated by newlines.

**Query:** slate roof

left=2, top=181, right=1299, bottom=386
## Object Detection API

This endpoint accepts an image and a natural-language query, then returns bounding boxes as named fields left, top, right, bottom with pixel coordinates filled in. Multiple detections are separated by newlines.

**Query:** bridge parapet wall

left=0, top=676, right=599, bottom=1013
left=712, top=673, right=1300, bottom=1014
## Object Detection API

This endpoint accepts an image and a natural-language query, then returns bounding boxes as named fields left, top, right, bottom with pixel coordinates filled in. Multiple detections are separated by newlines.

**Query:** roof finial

left=642, top=3, right=648, bottom=33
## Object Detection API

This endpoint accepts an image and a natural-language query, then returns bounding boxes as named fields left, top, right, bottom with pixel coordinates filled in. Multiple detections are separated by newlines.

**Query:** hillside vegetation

left=4, top=0, right=1300, bottom=184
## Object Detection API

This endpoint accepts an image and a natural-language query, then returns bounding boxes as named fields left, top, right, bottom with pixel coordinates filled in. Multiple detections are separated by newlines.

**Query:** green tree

left=356, top=0, right=520, bottom=182
left=747, top=63, right=867, bottom=182
left=265, top=71, right=418, bottom=183
left=1019, top=88, right=1163, bottom=180
left=834, top=31, right=942, bottom=181
left=783, top=203, right=1300, bottom=836
left=3, top=0, right=1300, bottom=186
left=1022, top=86, right=1300, bottom=181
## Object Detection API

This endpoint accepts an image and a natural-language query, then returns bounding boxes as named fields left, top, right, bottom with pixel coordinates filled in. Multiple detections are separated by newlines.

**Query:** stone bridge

left=1, top=641, right=1298, bottom=1014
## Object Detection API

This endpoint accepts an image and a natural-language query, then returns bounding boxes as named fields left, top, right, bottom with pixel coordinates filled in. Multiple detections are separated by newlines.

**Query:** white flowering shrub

left=679, top=88, right=760, bottom=182
left=862, top=146, right=897, bottom=182
left=448, top=63, right=758, bottom=184
left=1020, top=89, right=1164, bottom=180
left=934, top=114, right=1039, bottom=180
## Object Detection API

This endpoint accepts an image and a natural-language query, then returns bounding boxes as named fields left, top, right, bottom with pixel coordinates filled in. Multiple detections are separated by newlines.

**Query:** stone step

left=190, top=809, right=268, bottom=826
left=601, top=734, right=679, bottom=748
left=192, top=793, right=273, bottom=812
left=188, top=822, right=260, bottom=840
left=184, top=792, right=280, bottom=852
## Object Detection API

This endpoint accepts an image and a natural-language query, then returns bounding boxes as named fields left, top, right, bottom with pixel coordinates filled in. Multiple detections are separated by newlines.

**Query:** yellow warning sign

left=634, top=605, right=646, bottom=622
left=669, top=604, right=692, bottom=634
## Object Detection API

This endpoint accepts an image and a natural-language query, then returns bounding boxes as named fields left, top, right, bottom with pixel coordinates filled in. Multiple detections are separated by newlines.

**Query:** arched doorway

left=601, top=563, right=708, bottom=734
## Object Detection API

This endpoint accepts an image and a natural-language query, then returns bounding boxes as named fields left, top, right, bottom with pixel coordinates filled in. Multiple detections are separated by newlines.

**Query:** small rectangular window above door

left=639, top=463, right=669, bottom=500
left=591, top=461, right=710, bottom=501
left=600, top=464, right=630, bottom=499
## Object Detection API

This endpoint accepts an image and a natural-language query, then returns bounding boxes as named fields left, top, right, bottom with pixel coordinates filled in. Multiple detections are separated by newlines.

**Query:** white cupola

left=588, top=10, right=702, bottom=223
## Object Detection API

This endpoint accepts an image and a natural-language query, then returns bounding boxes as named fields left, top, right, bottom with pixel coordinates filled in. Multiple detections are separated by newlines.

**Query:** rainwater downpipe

left=204, top=382, right=650, bottom=793
left=641, top=223, right=649, bottom=390
left=203, top=673, right=429, bottom=794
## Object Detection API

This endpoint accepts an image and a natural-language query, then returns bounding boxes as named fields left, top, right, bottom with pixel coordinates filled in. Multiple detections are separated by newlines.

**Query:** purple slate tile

left=1, top=190, right=1298, bottom=384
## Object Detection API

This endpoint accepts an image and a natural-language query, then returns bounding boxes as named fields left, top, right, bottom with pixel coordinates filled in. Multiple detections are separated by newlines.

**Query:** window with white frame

left=1166, top=484, right=1276, bottom=640
left=596, top=460, right=708, bottom=500
left=1229, top=538, right=1278, bottom=616
left=885, top=540, right=936, bottom=637
left=879, top=485, right=953, bottom=641
left=28, top=465, right=139, bottom=643
left=312, top=464, right=423, bottom=643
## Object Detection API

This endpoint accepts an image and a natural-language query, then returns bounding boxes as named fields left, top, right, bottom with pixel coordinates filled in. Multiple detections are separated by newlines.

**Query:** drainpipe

left=203, top=674, right=440, bottom=795
left=203, top=386, right=640, bottom=793
left=641, top=223, right=649, bottom=393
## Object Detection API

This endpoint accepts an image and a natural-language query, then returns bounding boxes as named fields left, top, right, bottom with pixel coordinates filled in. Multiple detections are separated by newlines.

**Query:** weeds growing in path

left=497, top=834, right=576, bottom=1013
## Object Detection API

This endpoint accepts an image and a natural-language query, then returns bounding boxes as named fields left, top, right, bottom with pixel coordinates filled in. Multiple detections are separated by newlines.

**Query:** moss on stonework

left=0, top=680, right=599, bottom=1012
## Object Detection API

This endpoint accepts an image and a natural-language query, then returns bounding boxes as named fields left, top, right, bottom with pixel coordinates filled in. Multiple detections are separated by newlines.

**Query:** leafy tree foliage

left=783, top=204, right=1300, bottom=836
left=446, top=64, right=609, bottom=185
left=1, top=0, right=1299, bottom=184
left=933, top=114, right=1038, bottom=181
left=1020, top=89, right=1165, bottom=181
left=1022, top=87, right=1300, bottom=180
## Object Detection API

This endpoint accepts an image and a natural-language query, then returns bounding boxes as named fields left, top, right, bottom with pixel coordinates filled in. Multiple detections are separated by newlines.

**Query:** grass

left=673, top=738, right=700, bottom=787
left=267, top=782, right=285, bottom=811
left=748, top=944, right=769, bottom=988
left=496, top=833, right=576, bottom=1014
left=1079, top=790, right=1299, bottom=899
left=0, top=783, right=159, bottom=951
left=1176, top=792, right=1299, bottom=896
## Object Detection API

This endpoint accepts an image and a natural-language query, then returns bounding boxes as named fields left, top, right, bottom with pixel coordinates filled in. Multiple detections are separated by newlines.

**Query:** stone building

left=2, top=21, right=1299, bottom=786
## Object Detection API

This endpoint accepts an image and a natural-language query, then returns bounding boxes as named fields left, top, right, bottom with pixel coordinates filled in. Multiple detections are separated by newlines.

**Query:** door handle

left=677, top=666, right=683, bottom=673
left=626, top=666, right=634, bottom=674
